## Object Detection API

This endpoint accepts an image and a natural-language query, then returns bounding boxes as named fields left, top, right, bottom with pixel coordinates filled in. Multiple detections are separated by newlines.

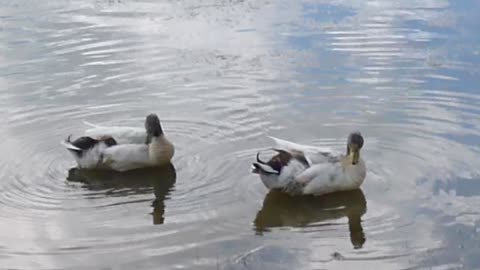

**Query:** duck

left=61, top=114, right=174, bottom=172
left=252, top=132, right=366, bottom=196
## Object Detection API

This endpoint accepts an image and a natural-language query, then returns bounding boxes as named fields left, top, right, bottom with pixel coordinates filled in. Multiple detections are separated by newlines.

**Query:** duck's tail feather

left=268, top=136, right=294, bottom=150
left=61, top=135, right=81, bottom=152
left=252, top=163, right=279, bottom=174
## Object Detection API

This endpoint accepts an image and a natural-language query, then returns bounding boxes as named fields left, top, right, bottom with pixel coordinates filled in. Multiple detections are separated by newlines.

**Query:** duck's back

left=268, top=136, right=339, bottom=165
left=85, top=126, right=146, bottom=144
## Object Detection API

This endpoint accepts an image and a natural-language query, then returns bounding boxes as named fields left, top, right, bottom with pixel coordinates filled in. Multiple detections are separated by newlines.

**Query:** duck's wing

left=84, top=121, right=146, bottom=144
left=101, top=144, right=150, bottom=172
left=294, top=162, right=356, bottom=196
left=294, top=163, right=335, bottom=185
left=268, top=136, right=338, bottom=164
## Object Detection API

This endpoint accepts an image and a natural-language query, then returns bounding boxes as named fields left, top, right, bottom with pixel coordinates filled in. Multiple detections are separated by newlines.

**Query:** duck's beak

left=349, top=143, right=360, bottom=165
left=252, top=152, right=280, bottom=175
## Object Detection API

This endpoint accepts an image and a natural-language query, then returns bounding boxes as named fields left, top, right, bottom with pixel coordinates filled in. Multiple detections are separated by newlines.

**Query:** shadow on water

left=66, top=164, right=176, bottom=225
left=254, top=189, right=367, bottom=249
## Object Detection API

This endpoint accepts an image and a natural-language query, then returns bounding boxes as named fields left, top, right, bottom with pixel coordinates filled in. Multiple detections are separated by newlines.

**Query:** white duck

left=61, top=114, right=174, bottom=172
left=252, top=132, right=366, bottom=196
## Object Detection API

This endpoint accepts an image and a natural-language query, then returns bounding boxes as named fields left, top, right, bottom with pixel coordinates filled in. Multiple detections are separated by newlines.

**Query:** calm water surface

left=1, top=0, right=480, bottom=269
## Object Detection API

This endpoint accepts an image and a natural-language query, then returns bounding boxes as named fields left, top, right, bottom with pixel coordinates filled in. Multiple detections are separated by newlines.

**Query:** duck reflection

left=67, top=163, right=176, bottom=225
left=254, top=189, right=367, bottom=249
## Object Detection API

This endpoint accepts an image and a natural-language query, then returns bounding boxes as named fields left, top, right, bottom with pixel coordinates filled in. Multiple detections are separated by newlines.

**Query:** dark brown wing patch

left=99, top=136, right=117, bottom=147
left=70, top=136, right=98, bottom=151
left=268, top=149, right=310, bottom=172
left=68, top=136, right=117, bottom=157
left=266, top=149, right=292, bottom=173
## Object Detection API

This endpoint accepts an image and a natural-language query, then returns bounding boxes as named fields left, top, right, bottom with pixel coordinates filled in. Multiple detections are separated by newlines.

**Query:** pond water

left=1, top=0, right=480, bottom=269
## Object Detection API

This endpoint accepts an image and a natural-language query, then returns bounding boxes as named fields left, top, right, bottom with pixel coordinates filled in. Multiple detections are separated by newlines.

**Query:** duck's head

left=252, top=149, right=309, bottom=175
left=253, top=149, right=291, bottom=175
left=252, top=149, right=310, bottom=190
left=347, top=132, right=364, bottom=165
left=145, top=113, right=163, bottom=138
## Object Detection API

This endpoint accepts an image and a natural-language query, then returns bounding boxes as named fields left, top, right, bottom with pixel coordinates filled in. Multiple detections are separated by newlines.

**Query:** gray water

left=1, top=0, right=480, bottom=269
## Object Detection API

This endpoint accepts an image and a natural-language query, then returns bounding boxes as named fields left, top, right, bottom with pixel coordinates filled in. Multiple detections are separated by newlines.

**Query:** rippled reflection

left=67, top=163, right=176, bottom=225
left=1, top=0, right=480, bottom=268
left=254, top=189, right=366, bottom=249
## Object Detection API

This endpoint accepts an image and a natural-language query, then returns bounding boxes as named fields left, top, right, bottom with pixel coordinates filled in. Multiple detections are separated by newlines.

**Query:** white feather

left=254, top=163, right=278, bottom=174
left=268, top=136, right=333, bottom=154
left=60, top=140, right=80, bottom=151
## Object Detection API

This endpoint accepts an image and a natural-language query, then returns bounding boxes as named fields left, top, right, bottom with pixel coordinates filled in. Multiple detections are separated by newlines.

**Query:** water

left=1, top=0, right=480, bottom=269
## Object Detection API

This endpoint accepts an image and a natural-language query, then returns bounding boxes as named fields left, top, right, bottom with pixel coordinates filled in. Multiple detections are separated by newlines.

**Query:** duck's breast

left=149, top=136, right=174, bottom=164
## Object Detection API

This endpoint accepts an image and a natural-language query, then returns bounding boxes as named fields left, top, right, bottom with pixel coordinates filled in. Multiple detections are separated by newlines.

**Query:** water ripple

left=1, top=0, right=480, bottom=269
